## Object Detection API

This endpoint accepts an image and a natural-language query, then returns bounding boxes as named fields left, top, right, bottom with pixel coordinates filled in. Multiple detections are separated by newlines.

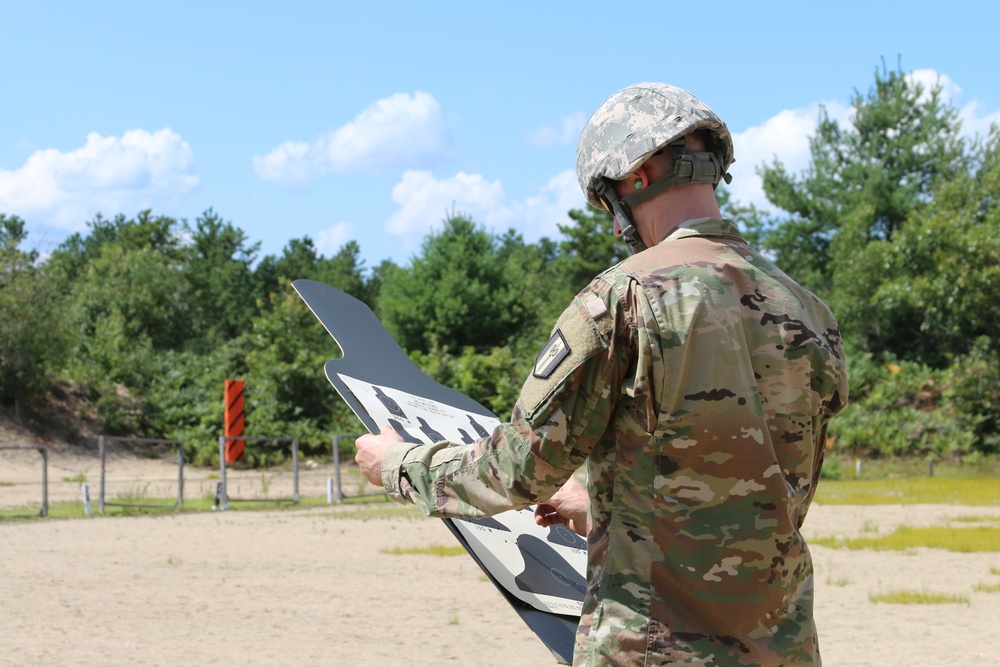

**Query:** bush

left=829, top=349, right=994, bottom=459
left=819, top=456, right=844, bottom=480
left=942, top=337, right=1000, bottom=455
left=411, top=342, right=528, bottom=419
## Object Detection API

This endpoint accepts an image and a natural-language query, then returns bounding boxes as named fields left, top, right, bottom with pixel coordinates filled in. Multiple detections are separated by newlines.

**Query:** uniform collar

left=659, top=217, right=745, bottom=245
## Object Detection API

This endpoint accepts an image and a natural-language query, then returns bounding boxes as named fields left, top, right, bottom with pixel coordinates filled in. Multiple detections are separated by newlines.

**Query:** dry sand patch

left=3, top=451, right=999, bottom=666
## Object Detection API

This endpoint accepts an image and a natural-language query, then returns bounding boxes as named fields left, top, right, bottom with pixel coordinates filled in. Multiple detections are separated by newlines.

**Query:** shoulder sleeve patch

left=533, top=329, right=571, bottom=379
left=519, top=292, right=612, bottom=421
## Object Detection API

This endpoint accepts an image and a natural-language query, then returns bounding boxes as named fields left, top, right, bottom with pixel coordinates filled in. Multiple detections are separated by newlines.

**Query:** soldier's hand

left=355, top=425, right=404, bottom=486
left=535, top=476, right=589, bottom=537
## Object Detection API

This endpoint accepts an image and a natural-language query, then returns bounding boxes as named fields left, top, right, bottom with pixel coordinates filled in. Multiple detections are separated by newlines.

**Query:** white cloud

left=384, top=168, right=586, bottom=254
left=484, top=169, right=583, bottom=238
left=253, top=91, right=448, bottom=185
left=908, top=69, right=962, bottom=106
left=726, top=69, right=1000, bottom=213
left=908, top=69, right=1000, bottom=140
left=0, top=128, right=198, bottom=231
left=315, top=221, right=354, bottom=256
left=957, top=99, right=1000, bottom=140
left=386, top=170, right=505, bottom=236
left=251, top=140, right=316, bottom=185
left=526, top=111, right=587, bottom=147
left=727, top=101, right=851, bottom=212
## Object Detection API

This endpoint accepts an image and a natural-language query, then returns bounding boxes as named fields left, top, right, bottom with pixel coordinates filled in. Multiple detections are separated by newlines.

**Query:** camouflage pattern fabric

left=380, top=217, right=848, bottom=666
left=575, top=83, right=734, bottom=208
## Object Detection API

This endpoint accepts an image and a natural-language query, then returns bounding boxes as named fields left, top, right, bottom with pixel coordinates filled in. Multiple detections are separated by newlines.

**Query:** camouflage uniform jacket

left=380, top=217, right=848, bottom=666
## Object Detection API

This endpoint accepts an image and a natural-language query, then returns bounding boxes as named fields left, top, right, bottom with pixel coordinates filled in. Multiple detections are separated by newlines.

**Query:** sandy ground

left=2, top=447, right=1000, bottom=666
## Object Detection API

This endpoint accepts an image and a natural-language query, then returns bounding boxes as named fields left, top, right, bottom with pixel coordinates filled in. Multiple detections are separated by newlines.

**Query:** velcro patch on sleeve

left=519, top=294, right=612, bottom=421
left=583, top=292, right=608, bottom=320
left=533, top=329, right=571, bottom=379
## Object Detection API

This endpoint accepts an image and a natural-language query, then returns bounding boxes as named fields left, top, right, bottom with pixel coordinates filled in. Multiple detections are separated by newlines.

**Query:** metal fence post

left=332, top=435, right=344, bottom=504
left=40, top=447, right=48, bottom=517
left=292, top=438, right=300, bottom=503
left=177, top=444, right=185, bottom=507
left=0, top=446, right=49, bottom=519
left=218, top=436, right=229, bottom=510
left=98, top=435, right=107, bottom=515
left=99, top=436, right=186, bottom=513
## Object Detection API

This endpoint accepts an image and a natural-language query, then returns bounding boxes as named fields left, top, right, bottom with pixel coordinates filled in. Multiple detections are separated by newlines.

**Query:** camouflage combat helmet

left=576, top=83, right=734, bottom=252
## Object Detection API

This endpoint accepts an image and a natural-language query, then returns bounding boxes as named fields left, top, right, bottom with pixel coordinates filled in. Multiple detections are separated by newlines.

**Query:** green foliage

left=867, top=132, right=1000, bottom=363
left=943, top=338, right=1000, bottom=454
left=379, top=213, right=538, bottom=354
left=241, top=282, right=363, bottom=463
left=717, top=186, right=769, bottom=250
left=831, top=355, right=974, bottom=458
left=411, top=343, right=527, bottom=419
left=551, top=207, right=628, bottom=303
left=256, top=237, right=375, bottom=307
left=759, top=63, right=968, bottom=295
left=142, top=344, right=248, bottom=466
left=47, top=210, right=185, bottom=283
left=819, top=456, right=844, bottom=480
left=59, top=242, right=196, bottom=433
left=0, top=214, right=71, bottom=416
left=182, top=208, right=260, bottom=344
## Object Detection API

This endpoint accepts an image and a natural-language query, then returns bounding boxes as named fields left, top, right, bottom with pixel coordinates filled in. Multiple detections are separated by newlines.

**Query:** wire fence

left=98, top=436, right=184, bottom=515
left=0, top=445, right=48, bottom=519
left=216, top=435, right=300, bottom=510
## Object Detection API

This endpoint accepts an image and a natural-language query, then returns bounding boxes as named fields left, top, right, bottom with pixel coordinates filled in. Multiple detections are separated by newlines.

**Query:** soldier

left=356, top=82, right=848, bottom=666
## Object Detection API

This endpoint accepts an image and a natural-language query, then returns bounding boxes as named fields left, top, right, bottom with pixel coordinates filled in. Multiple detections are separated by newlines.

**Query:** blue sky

left=2, top=1, right=998, bottom=271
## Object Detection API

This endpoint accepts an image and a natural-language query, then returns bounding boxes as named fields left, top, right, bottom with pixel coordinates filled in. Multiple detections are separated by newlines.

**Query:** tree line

left=1, top=65, right=997, bottom=466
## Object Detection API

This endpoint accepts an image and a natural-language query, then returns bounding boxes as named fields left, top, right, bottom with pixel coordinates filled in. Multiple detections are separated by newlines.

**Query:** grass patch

left=815, top=478, right=1000, bottom=505
left=0, top=494, right=401, bottom=520
left=869, top=590, right=970, bottom=605
left=973, top=582, right=1000, bottom=593
left=317, top=506, right=416, bottom=521
left=381, top=544, right=467, bottom=557
left=811, top=525, right=1000, bottom=552
left=842, top=457, right=1000, bottom=479
left=1, top=499, right=84, bottom=520
left=825, top=573, right=851, bottom=587
left=0, top=507, right=47, bottom=520
left=991, top=567, right=1000, bottom=575
left=61, top=473, right=87, bottom=484
left=0, top=480, right=13, bottom=487
left=950, top=514, right=1000, bottom=524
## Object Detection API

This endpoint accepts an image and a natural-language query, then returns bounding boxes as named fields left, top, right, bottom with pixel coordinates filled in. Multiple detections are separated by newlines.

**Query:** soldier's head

left=576, top=83, right=734, bottom=252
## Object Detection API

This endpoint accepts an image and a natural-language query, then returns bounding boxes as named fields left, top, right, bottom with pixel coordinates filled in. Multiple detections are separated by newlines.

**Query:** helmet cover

left=576, top=82, right=734, bottom=207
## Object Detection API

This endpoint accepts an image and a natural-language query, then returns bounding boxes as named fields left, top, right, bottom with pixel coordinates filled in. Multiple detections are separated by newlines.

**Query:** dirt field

left=2, top=441, right=1000, bottom=666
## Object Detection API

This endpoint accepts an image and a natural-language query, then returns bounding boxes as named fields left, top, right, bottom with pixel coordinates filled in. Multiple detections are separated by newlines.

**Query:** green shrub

left=830, top=351, right=992, bottom=458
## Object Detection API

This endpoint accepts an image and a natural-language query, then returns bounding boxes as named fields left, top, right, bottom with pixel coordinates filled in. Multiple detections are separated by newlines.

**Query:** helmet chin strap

left=596, top=140, right=732, bottom=254
left=621, top=142, right=731, bottom=212
left=595, top=178, right=647, bottom=253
